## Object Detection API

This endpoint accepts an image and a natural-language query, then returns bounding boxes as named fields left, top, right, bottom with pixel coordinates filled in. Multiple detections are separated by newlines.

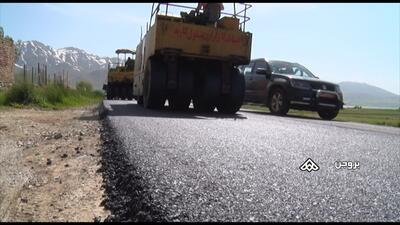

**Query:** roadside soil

left=0, top=106, right=109, bottom=222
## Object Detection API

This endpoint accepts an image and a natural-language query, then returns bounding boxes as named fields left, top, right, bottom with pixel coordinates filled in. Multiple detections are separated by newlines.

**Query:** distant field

left=242, top=103, right=400, bottom=128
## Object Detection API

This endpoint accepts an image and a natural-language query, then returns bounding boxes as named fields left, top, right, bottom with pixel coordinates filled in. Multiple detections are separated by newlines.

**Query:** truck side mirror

left=256, top=68, right=272, bottom=79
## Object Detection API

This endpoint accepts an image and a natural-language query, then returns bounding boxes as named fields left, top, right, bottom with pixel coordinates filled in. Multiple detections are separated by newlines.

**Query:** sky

left=1, top=3, right=399, bottom=94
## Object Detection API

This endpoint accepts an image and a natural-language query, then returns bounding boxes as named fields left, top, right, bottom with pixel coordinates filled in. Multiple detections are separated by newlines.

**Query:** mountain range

left=14, top=40, right=116, bottom=89
left=13, top=40, right=400, bottom=108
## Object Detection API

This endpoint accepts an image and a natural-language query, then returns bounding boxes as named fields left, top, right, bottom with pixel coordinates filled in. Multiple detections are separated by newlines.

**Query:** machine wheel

left=110, top=85, right=116, bottom=100
left=120, top=84, right=124, bottom=100
left=113, top=85, right=119, bottom=100
left=106, top=84, right=112, bottom=100
left=216, top=68, right=245, bottom=114
left=123, top=85, right=129, bottom=100
left=120, top=84, right=125, bottom=100
left=137, top=96, right=143, bottom=105
left=168, top=62, right=194, bottom=111
left=268, top=88, right=289, bottom=116
left=127, top=91, right=133, bottom=100
left=318, top=109, right=339, bottom=120
left=143, top=58, right=167, bottom=109
left=169, top=98, right=191, bottom=111
left=193, top=71, right=220, bottom=113
left=127, top=84, right=133, bottom=100
left=121, top=84, right=126, bottom=100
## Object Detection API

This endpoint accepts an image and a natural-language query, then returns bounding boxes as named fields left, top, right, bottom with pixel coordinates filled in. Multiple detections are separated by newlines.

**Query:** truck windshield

left=269, top=61, right=317, bottom=78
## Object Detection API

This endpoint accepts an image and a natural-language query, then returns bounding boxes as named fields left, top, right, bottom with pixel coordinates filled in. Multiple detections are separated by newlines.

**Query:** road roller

left=104, top=49, right=135, bottom=100
left=133, top=3, right=252, bottom=113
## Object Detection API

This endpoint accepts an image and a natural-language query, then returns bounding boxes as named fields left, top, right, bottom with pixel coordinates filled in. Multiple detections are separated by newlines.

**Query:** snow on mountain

left=15, top=40, right=116, bottom=89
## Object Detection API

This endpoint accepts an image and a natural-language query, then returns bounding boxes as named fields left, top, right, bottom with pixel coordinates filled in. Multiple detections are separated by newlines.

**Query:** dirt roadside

left=0, top=105, right=109, bottom=222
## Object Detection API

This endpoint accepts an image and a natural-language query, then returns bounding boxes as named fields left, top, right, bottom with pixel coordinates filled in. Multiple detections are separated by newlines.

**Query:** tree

left=0, top=26, right=4, bottom=38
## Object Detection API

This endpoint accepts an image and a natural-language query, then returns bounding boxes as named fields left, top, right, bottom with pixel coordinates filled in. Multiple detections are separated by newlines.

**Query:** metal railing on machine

left=147, top=3, right=252, bottom=32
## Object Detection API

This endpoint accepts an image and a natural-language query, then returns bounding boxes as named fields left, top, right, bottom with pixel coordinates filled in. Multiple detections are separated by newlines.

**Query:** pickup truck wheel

left=216, top=68, right=245, bottom=114
left=318, top=109, right=339, bottom=120
left=268, top=88, right=289, bottom=116
left=143, top=58, right=167, bottom=109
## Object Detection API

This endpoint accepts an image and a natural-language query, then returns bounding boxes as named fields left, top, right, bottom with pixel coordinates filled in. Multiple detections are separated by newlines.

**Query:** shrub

left=0, top=90, right=6, bottom=105
left=5, top=82, right=37, bottom=105
left=43, top=83, right=68, bottom=104
left=76, top=80, right=93, bottom=93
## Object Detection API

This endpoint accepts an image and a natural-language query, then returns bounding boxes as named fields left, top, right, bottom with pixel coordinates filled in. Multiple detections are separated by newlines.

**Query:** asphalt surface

left=101, top=100, right=400, bottom=222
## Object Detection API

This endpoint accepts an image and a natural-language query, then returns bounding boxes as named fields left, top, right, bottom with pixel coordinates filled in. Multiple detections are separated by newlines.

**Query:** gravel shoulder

left=0, top=106, right=109, bottom=222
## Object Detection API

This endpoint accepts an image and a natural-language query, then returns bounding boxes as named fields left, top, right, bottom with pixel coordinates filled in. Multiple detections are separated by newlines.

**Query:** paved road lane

left=102, top=100, right=400, bottom=222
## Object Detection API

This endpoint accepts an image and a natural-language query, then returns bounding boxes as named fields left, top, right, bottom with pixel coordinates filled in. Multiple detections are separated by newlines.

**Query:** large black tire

left=111, top=85, right=116, bottom=100
left=193, top=72, right=220, bottom=113
left=168, top=97, right=192, bottom=111
left=143, top=58, right=167, bottom=109
left=114, top=85, right=120, bottom=100
left=106, top=84, right=112, bottom=100
left=168, top=62, right=194, bottom=111
left=318, top=109, right=339, bottom=120
left=127, top=85, right=133, bottom=100
left=137, top=96, right=143, bottom=105
left=216, top=68, right=245, bottom=114
left=268, top=88, right=289, bottom=116
left=120, top=85, right=126, bottom=100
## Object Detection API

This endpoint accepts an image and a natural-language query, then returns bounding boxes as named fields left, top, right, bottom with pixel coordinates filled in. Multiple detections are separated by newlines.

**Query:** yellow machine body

left=108, top=69, right=134, bottom=83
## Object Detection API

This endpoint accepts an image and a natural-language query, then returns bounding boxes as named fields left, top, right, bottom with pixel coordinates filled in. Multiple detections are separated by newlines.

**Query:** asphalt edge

left=97, top=101, right=166, bottom=222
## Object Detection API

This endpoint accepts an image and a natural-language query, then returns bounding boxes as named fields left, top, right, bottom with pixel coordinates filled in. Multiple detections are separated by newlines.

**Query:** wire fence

left=19, top=63, right=69, bottom=88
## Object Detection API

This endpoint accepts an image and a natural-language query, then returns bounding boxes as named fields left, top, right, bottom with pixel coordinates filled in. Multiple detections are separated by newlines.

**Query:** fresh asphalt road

left=102, top=100, right=400, bottom=222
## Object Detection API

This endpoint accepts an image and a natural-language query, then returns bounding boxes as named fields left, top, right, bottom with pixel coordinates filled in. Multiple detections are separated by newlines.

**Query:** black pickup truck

left=238, top=58, right=344, bottom=120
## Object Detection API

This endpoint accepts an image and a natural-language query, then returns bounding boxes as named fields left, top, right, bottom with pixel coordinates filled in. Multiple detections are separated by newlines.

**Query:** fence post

left=34, top=68, right=37, bottom=85
left=23, top=64, right=26, bottom=82
left=31, top=66, right=34, bottom=84
left=45, top=65, right=47, bottom=86
left=37, top=63, right=42, bottom=86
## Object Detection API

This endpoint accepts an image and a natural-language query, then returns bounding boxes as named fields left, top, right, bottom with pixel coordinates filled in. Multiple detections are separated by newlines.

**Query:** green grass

left=0, top=81, right=103, bottom=110
left=0, top=89, right=6, bottom=107
left=242, top=103, right=400, bottom=128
